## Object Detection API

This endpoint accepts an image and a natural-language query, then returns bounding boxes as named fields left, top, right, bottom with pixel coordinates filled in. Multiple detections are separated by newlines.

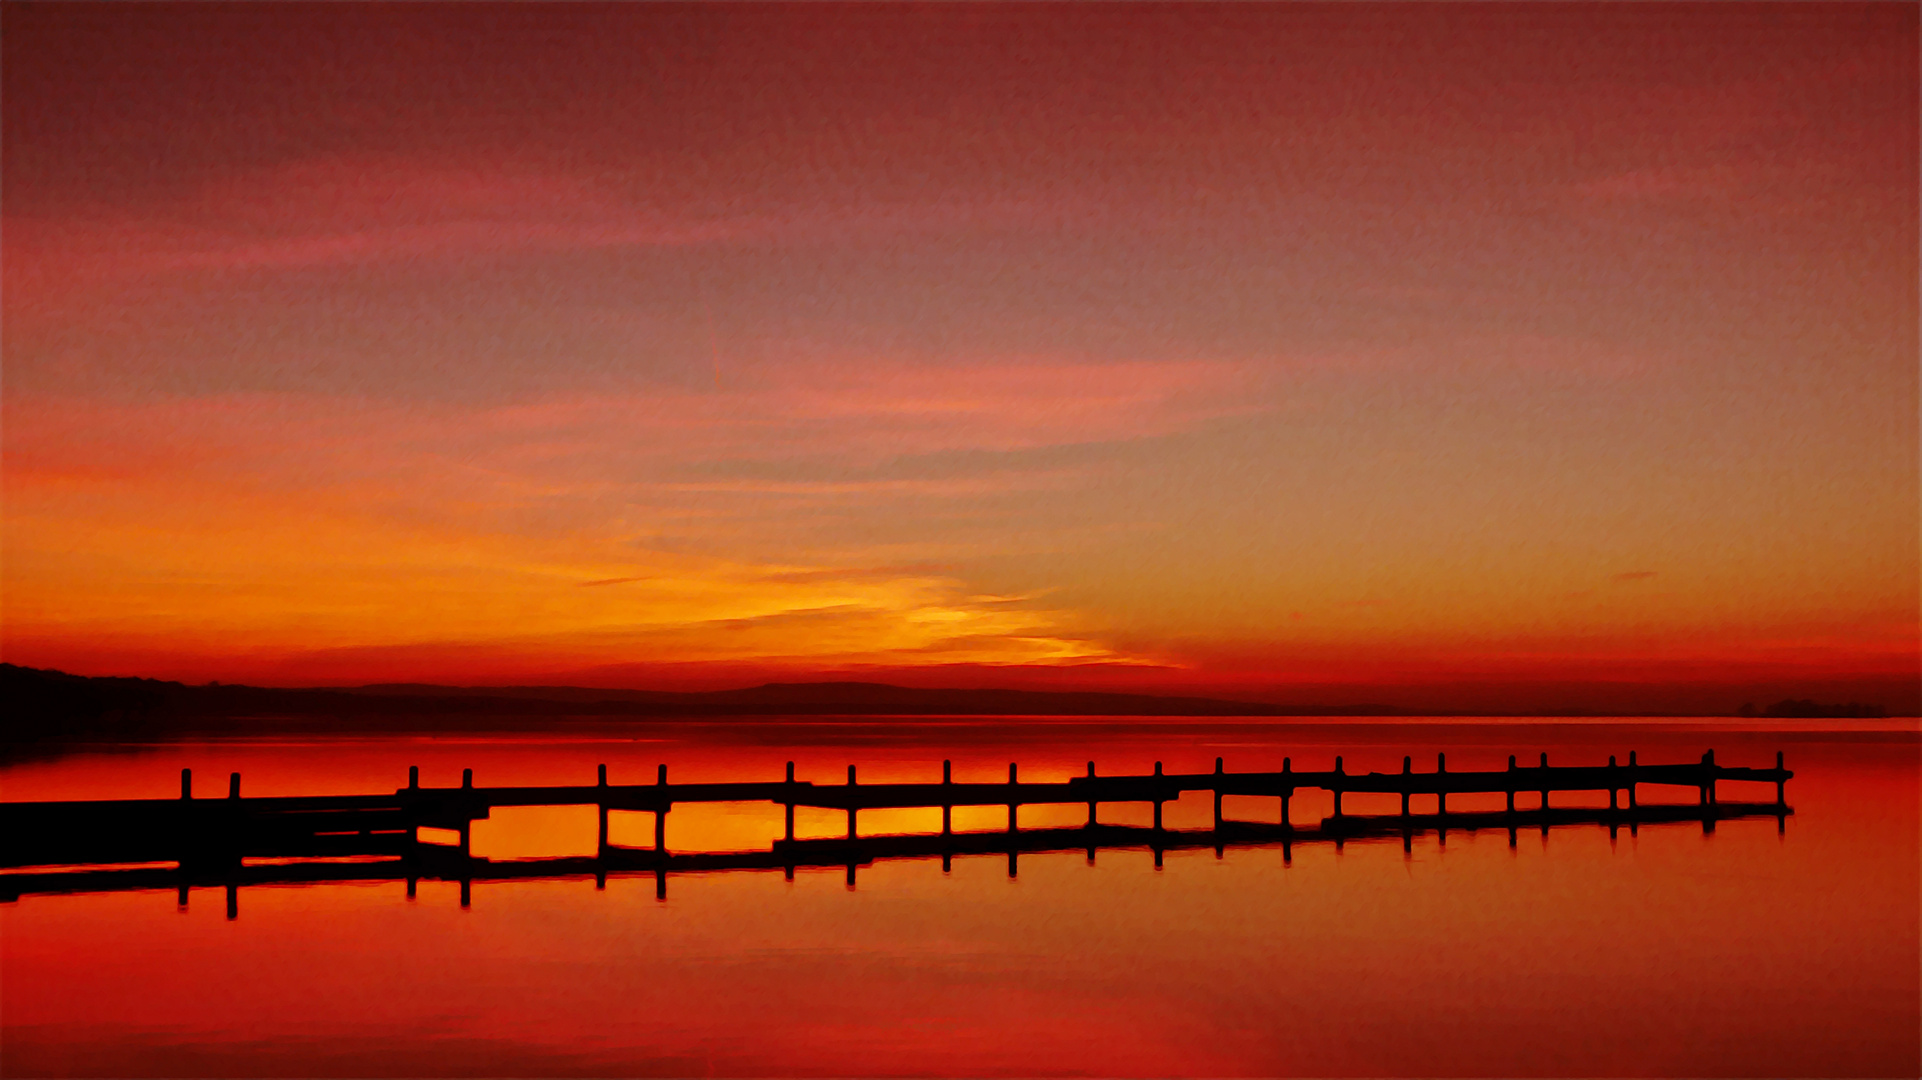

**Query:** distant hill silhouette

left=1738, top=698, right=1886, bottom=719
left=1, top=664, right=1406, bottom=743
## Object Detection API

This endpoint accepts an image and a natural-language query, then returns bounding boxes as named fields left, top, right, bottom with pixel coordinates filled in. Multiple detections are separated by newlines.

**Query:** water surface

left=3, top=718, right=1916, bottom=1076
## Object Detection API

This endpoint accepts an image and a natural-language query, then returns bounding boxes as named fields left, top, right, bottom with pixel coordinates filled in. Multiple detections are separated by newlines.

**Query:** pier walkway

left=3, top=750, right=1791, bottom=891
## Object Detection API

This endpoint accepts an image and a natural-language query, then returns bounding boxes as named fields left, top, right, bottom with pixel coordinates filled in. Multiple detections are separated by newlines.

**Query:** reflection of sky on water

left=3, top=721, right=1916, bottom=1076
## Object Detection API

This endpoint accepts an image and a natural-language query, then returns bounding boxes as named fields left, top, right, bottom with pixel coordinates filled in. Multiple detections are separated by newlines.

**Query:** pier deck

left=2, top=750, right=1791, bottom=878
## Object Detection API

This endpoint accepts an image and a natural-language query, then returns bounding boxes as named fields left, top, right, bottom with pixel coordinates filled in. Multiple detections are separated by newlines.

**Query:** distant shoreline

left=2, top=664, right=1902, bottom=744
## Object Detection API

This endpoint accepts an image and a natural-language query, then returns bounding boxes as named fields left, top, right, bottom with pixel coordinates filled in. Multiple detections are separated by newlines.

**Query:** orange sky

left=3, top=4, right=1917, bottom=711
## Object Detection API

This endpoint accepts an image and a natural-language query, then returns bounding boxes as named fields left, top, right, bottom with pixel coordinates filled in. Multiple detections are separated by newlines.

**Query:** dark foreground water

left=3, top=718, right=1917, bottom=1077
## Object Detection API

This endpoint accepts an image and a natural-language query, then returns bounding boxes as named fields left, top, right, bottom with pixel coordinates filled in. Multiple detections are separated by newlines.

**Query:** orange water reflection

left=3, top=719, right=1917, bottom=1076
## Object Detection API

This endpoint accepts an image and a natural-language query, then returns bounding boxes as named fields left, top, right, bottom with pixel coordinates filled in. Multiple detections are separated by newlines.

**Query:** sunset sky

left=3, top=3, right=1916, bottom=712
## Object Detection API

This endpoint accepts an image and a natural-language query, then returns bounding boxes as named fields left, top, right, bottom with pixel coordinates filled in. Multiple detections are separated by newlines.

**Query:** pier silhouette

left=2, top=750, right=1792, bottom=913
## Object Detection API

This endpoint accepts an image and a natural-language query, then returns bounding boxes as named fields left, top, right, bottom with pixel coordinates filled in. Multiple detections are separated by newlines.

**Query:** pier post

left=462, top=768, right=473, bottom=790
left=460, top=879, right=471, bottom=908
left=1608, top=756, right=1618, bottom=810
left=1539, top=753, right=1548, bottom=810
left=1776, top=751, right=1786, bottom=807
left=1437, top=753, right=1447, bottom=816
left=656, top=867, right=666, bottom=902
left=1332, top=756, right=1344, bottom=818
left=409, top=765, right=419, bottom=790
left=1704, top=749, right=1717, bottom=805
left=1401, top=756, right=1411, bottom=817
left=785, top=761, right=796, bottom=842
left=942, top=759, right=952, bottom=836
left=181, top=768, right=191, bottom=800
left=847, top=765, right=857, bottom=839
left=658, top=764, right=667, bottom=787
left=229, top=772, right=240, bottom=799
left=1152, top=761, right=1163, bottom=832
left=1506, top=755, right=1516, bottom=813
left=654, top=808, right=666, bottom=853
left=1629, top=751, right=1638, bottom=807
left=1087, top=761, right=1097, bottom=827
left=597, top=764, right=609, bottom=852
left=1281, top=758, right=1292, bottom=827
left=458, top=821, right=470, bottom=856
left=1007, top=762, right=1018, bottom=834
left=1213, top=757, right=1223, bottom=832
left=178, top=884, right=188, bottom=910
left=226, top=884, right=237, bottom=921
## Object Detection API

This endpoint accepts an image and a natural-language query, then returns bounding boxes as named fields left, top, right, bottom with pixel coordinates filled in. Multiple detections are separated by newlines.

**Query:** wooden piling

left=785, top=762, right=796, bottom=841
left=408, top=765, right=419, bottom=790
left=1776, top=751, right=1786, bottom=807
left=181, top=768, right=191, bottom=800
left=847, top=766, right=859, bottom=837
left=462, top=768, right=473, bottom=790
left=1086, top=761, right=1097, bottom=826
left=1213, top=757, right=1224, bottom=830
left=1007, top=762, right=1018, bottom=833
left=1436, top=753, right=1446, bottom=816
left=1332, top=756, right=1344, bottom=817
left=1400, top=756, right=1411, bottom=817
left=228, top=773, right=240, bottom=799
left=1539, top=753, right=1549, bottom=810
left=226, top=883, right=237, bottom=920
left=1506, top=755, right=1516, bottom=812
left=1281, top=758, right=1292, bottom=827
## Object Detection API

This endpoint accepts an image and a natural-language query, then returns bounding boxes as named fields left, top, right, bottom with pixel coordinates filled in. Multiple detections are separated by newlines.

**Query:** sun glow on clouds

left=2, top=357, right=1247, bottom=682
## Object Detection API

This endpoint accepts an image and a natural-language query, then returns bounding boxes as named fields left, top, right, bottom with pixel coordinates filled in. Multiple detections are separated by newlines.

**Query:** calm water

left=3, top=719, right=1917, bottom=1077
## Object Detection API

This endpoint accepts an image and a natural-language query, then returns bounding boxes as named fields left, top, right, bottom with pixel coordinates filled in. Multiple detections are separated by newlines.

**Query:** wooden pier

left=2, top=750, right=1791, bottom=912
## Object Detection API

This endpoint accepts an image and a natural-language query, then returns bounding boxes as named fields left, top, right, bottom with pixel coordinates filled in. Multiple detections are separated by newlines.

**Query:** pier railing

left=2, top=749, right=1791, bottom=878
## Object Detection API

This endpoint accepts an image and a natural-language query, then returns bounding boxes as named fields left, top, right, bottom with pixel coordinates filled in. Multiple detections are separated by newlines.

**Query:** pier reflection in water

left=1, top=720, right=1916, bottom=1077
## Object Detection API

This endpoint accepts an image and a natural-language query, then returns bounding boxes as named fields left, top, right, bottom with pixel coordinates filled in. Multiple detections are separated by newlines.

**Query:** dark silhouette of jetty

left=2, top=750, right=1792, bottom=913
